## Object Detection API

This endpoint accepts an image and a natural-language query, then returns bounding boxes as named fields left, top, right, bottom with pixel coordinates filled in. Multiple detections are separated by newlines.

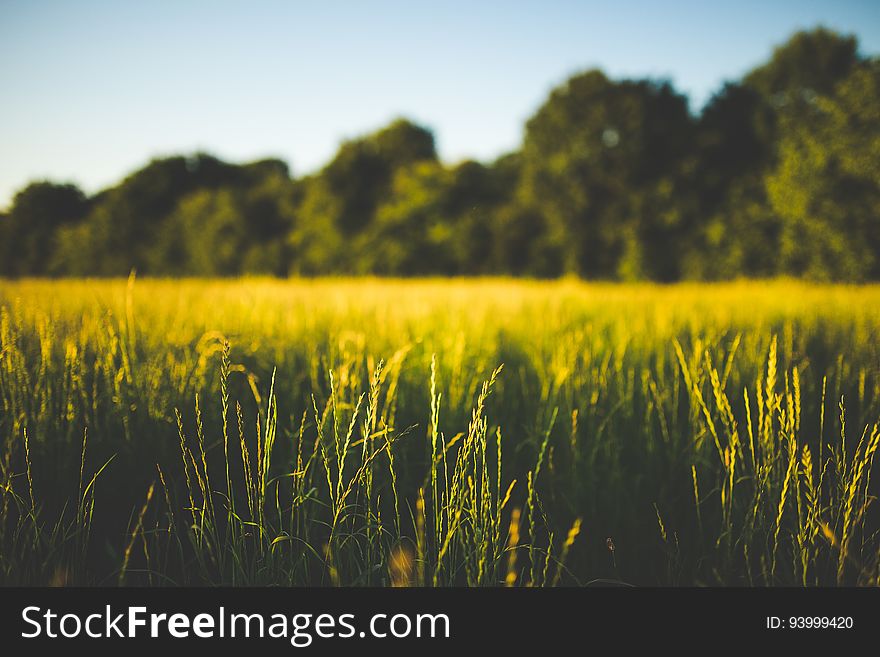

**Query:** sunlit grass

left=1, top=277, right=879, bottom=586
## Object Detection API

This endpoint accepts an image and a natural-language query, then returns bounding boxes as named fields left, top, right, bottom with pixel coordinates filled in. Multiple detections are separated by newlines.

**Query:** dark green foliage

left=519, top=70, right=696, bottom=279
left=312, top=118, right=437, bottom=237
left=0, top=182, right=90, bottom=276
left=351, top=160, right=514, bottom=275
left=745, top=27, right=860, bottom=101
left=2, top=28, right=877, bottom=281
left=766, top=60, right=880, bottom=281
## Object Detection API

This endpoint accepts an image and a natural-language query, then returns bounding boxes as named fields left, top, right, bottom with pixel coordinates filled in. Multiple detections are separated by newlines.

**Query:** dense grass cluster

left=1, top=278, right=879, bottom=587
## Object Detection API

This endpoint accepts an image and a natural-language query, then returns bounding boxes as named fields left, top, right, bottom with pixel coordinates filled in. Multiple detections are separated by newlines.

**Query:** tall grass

left=0, top=278, right=878, bottom=586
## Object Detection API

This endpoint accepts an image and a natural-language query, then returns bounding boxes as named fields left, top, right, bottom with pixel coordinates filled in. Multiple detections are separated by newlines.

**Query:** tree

left=519, top=70, right=694, bottom=279
left=287, top=118, right=438, bottom=274
left=314, top=118, right=437, bottom=237
left=685, top=83, right=778, bottom=278
left=696, top=83, right=772, bottom=206
left=349, top=159, right=510, bottom=275
left=685, top=28, right=866, bottom=280
left=765, top=60, right=880, bottom=281
left=236, top=164, right=297, bottom=275
left=52, top=153, right=286, bottom=275
left=745, top=27, right=860, bottom=102
left=352, top=162, right=456, bottom=275
left=442, top=159, right=513, bottom=274
left=5, top=28, right=878, bottom=283
left=286, top=175, right=345, bottom=275
left=1, top=182, right=89, bottom=276
left=492, top=204, right=565, bottom=277
left=148, top=159, right=296, bottom=276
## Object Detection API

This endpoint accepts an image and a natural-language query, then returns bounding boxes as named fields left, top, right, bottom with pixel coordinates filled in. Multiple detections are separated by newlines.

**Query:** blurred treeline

left=2, top=28, right=878, bottom=281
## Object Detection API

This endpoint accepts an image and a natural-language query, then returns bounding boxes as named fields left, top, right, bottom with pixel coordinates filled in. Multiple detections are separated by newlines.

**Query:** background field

left=1, top=278, right=879, bottom=586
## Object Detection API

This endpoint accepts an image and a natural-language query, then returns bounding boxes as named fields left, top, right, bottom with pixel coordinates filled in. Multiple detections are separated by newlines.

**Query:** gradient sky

left=1, top=0, right=878, bottom=209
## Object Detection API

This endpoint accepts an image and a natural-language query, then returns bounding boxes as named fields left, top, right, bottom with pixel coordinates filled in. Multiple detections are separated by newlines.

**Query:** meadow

left=0, top=277, right=878, bottom=587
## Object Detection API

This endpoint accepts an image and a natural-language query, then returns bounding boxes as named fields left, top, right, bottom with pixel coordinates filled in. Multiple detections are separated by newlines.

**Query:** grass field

left=1, top=277, right=879, bottom=587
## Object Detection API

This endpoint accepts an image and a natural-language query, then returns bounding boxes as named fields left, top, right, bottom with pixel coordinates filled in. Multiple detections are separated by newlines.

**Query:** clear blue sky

left=1, top=0, right=878, bottom=208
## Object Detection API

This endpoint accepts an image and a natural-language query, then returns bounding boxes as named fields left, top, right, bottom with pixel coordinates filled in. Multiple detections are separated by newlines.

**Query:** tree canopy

left=2, top=28, right=877, bottom=281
